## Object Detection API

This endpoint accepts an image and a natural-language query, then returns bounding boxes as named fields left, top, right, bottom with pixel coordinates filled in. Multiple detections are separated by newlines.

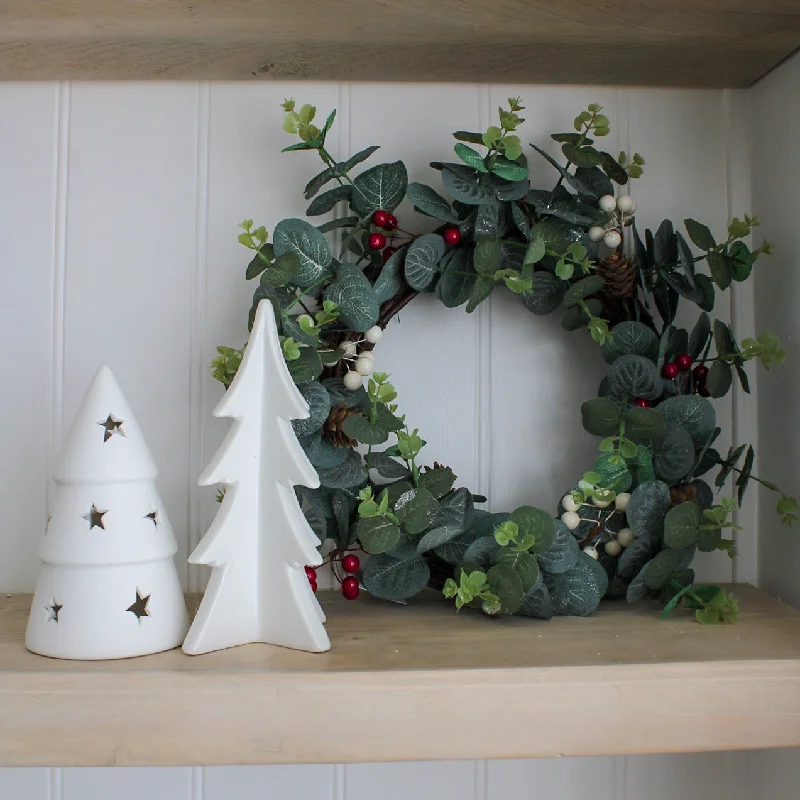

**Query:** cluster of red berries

left=368, top=209, right=398, bottom=253
left=633, top=353, right=710, bottom=408
left=304, top=554, right=362, bottom=600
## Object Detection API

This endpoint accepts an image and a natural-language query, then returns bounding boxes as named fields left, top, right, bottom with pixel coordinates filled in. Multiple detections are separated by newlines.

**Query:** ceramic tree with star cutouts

left=25, top=365, right=188, bottom=660
left=183, top=299, right=329, bottom=655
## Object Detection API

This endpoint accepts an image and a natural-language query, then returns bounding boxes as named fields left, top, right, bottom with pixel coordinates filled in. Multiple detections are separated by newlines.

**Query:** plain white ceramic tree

left=25, top=366, right=189, bottom=660
left=183, top=300, right=329, bottom=655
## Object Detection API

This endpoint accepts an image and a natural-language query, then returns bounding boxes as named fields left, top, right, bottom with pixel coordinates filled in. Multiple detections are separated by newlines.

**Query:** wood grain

left=0, top=1, right=797, bottom=85
left=1, top=585, right=799, bottom=766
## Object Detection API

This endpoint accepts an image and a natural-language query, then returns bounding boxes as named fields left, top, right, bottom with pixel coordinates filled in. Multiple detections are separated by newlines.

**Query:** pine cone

left=323, top=403, right=362, bottom=449
left=670, top=483, right=698, bottom=507
left=597, top=252, right=638, bottom=299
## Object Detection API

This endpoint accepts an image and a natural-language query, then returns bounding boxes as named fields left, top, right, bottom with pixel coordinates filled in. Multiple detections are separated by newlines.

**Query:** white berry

left=604, top=230, right=622, bottom=249
left=599, top=194, right=617, bottom=213
left=604, top=539, right=622, bottom=557
left=614, top=492, right=631, bottom=512
left=562, top=494, right=579, bottom=512
left=616, top=195, right=636, bottom=214
left=365, top=325, right=383, bottom=344
left=583, top=545, right=599, bottom=560
left=343, top=371, right=363, bottom=390
left=592, top=495, right=612, bottom=509
left=340, top=340, right=357, bottom=356
left=297, top=313, right=314, bottom=326
left=617, top=528, right=636, bottom=548
left=355, top=357, right=374, bottom=376
left=561, top=511, right=581, bottom=530
left=588, top=226, right=606, bottom=243
left=359, top=349, right=375, bottom=361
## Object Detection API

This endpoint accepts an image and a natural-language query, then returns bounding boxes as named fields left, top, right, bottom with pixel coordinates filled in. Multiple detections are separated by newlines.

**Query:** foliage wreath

left=212, top=98, right=796, bottom=624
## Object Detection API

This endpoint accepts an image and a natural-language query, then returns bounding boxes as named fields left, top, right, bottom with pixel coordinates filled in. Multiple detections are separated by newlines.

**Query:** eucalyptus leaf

left=536, top=520, right=579, bottom=574
left=324, top=263, right=379, bottom=332
left=406, top=182, right=460, bottom=223
left=520, top=271, right=567, bottom=315
left=405, top=233, right=445, bottom=291
left=490, top=155, right=529, bottom=182
left=653, top=421, right=696, bottom=483
left=517, top=579, right=553, bottom=619
left=368, top=451, right=411, bottom=480
left=374, top=246, right=406, bottom=305
left=657, top=395, right=716, bottom=446
left=262, top=251, right=301, bottom=287
left=463, top=535, right=501, bottom=565
left=437, top=488, right=475, bottom=532
left=273, top=218, right=333, bottom=287
left=609, top=354, right=662, bottom=400
left=357, top=515, right=402, bottom=554
left=626, top=569, right=652, bottom=603
left=643, top=548, right=682, bottom=590
left=626, top=480, right=671, bottom=540
left=623, top=407, right=666, bottom=439
left=351, top=161, right=408, bottom=216
left=581, top=398, right=623, bottom=436
left=419, top=466, right=456, bottom=499
left=564, top=275, right=604, bottom=307
left=345, top=145, right=380, bottom=172
left=306, top=185, right=352, bottom=216
left=362, top=553, right=431, bottom=601
left=302, top=433, right=349, bottom=469
left=287, top=347, right=323, bottom=385
left=291, top=381, right=330, bottom=438
left=441, top=163, right=489, bottom=205
left=688, top=313, right=711, bottom=359
left=486, top=564, right=524, bottom=613
left=707, top=361, right=733, bottom=398
left=416, top=525, right=464, bottom=554
left=496, top=550, right=540, bottom=593
left=341, top=413, right=388, bottom=445
left=475, top=199, right=503, bottom=238
left=454, top=142, right=488, bottom=173
left=617, top=535, right=659, bottom=580
left=395, top=487, right=440, bottom=535
left=546, top=553, right=608, bottom=616
left=435, top=249, right=475, bottom=308
left=603, top=321, right=659, bottom=364
left=664, top=502, right=701, bottom=550
left=317, top=449, right=368, bottom=489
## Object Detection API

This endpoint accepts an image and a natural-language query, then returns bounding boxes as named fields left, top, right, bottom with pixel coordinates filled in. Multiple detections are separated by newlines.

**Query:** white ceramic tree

left=26, top=366, right=189, bottom=660
left=183, top=299, right=329, bottom=655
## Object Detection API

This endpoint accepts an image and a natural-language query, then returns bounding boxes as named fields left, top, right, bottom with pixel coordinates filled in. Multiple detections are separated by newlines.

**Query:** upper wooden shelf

left=1, top=584, right=799, bottom=766
left=0, top=1, right=798, bottom=86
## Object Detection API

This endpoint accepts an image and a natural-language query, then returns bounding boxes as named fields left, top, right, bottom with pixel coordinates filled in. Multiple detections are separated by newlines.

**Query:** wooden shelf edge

left=2, top=585, right=800, bottom=765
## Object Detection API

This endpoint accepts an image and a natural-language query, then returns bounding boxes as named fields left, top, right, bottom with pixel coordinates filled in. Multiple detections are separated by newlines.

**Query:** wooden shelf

left=1, top=585, right=799, bottom=766
left=0, top=2, right=798, bottom=86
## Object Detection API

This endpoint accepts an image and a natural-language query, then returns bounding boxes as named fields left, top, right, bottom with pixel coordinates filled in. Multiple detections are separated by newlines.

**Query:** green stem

left=285, top=272, right=335, bottom=312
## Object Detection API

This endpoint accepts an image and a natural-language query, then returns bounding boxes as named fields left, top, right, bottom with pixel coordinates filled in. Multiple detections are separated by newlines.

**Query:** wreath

left=212, top=98, right=795, bottom=624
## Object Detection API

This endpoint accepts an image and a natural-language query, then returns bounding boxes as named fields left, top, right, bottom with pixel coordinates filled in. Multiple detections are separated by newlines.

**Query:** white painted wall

left=0, top=78, right=792, bottom=797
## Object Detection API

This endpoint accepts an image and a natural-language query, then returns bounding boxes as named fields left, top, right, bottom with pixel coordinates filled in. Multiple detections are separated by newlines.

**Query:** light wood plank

left=0, top=585, right=798, bottom=766
left=0, top=1, right=797, bottom=86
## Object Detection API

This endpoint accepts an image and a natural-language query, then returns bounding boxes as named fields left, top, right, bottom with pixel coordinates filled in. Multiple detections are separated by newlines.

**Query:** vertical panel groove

left=333, top=763, right=346, bottom=800
left=188, top=81, right=211, bottom=591
left=476, top=85, right=493, bottom=503
left=191, top=766, right=204, bottom=800
left=49, top=766, right=62, bottom=800
left=473, top=759, right=487, bottom=800
left=47, top=81, right=71, bottom=513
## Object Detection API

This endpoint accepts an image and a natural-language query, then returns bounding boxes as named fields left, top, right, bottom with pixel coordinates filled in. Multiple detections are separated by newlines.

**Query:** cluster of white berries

left=560, top=491, right=637, bottom=560
left=342, top=325, right=383, bottom=390
left=588, top=194, right=637, bottom=251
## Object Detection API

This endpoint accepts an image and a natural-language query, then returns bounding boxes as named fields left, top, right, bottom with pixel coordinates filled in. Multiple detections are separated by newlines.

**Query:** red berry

left=693, top=364, right=709, bottom=382
left=304, top=565, right=317, bottom=582
left=382, top=246, right=397, bottom=265
left=342, top=554, right=360, bottom=574
left=369, top=233, right=387, bottom=250
left=661, top=362, right=680, bottom=380
left=342, top=576, right=360, bottom=600
left=634, top=397, right=651, bottom=408
left=310, top=580, right=318, bottom=593
left=385, top=215, right=398, bottom=231
left=698, top=384, right=711, bottom=398
left=371, top=210, right=390, bottom=228
left=443, top=227, right=461, bottom=245
left=675, top=353, right=693, bottom=372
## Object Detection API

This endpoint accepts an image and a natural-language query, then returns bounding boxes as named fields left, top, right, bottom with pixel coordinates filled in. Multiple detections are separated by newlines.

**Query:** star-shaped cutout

left=98, top=414, right=125, bottom=442
left=144, top=511, right=159, bottom=527
left=44, top=599, right=63, bottom=623
left=82, top=504, right=108, bottom=530
left=127, top=589, right=150, bottom=621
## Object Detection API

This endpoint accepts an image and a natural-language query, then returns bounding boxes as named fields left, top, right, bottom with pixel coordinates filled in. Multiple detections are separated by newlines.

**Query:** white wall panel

left=487, top=756, right=618, bottom=800
left=0, top=83, right=58, bottom=591
left=62, top=767, right=191, bottom=800
left=625, top=752, right=734, bottom=799
left=204, top=764, right=334, bottom=800
left=0, top=767, right=50, bottom=799
left=344, top=760, right=474, bottom=800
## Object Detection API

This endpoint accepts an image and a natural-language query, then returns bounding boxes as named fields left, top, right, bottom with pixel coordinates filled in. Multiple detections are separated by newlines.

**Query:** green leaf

left=272, top=218, right=333, bottom=288
left=490, top=155, right=528, bottom=181
left=304, top=167, right=337, bottom=200
left=395, top=488, right=440, bottom=535
left=581, top=398, right=623, bottom=436
left=351, top=161, right=408, bottom=216
left=406, top=182, right=459, bottom=222
left=306, top=185, right=352, bottom=216
left=416, top=525, right=464, bottom=554
left=664, top=502, right=701, bottom=549
left=564, top=275, right=605, bottom=307
left=535, top=521, right=579, bottom=574
left=324, top=264, right=379, bottom=332
left=356, top=516, right=402, bottom=554
left=436, top=249, right=476, bottom=309
left=523, top=237, right=546, bottom=266
left=453, top=130, right=485, bottom=145
left=593, top=452, right=633, bottom=493
left=440, top=164, right=489, bottom=205
left=643, top=548, right=682, bottom=590
left=341, top=413, right=388, bottom=445
left=318, top=216, right=359, bottom=234
left=609, top=354, right=662, bottom=400
left=623, top=407, right=666, bottom=439
left=707, top=252, right=733, bottom=290
left=546, top=553, right=608, bottom=616
left=729, top=241, right=754, bottom=282
left=374, top=246, right=406, bottom=305
left=626, top=569, right=652, bottom=603
left=573, top=165, right=613, bottom=200
left=657, top=395, right=716, bottom=447
left=688, top=313, right=711, bottom=359
left=737, top=445, right=755, bottom=506
left=510, top=506, right=556, bottom=555
left=486, top=564, right=524, bottom=613
left=684, top=219, right=716, bottom=251
left=287, top=347, right=323, bottom=385
left=245, top=244, right=275, bottom=280
left=291, top=381, right=331, bottom=438
left=626, top=480, right=671, bottom=540
left=653, top=421, right=696, bottom=483
left=345, top=145, right=380, bottom=172
left=362, top=553, right=431, bottom=601
left=562, top=143, right=603, bottom=168
left=437, top=488, right=475, bottom=532
left=707, top=361, right=733, bottom=398
left=511, top=203, right=531, bottom=241
left=618, top=535, right=659, bottom=580
left=603, top=321, right=659, bottom=364
left=260, top=251, right=301, bottom=287
left=695, top=274, right=715, bottom=312
left=518, top=580, right=553, bottom=619
left=475, top=199, right=503, bottom=238
left=519, top=271, right=567, bottom=315
left=316, top=449, right=368, bottom=489
left=454, top=142, right=489, bottom=173
left=368, top=451, right=410, bottom=480
left=405, top=233, right=445, bottom=291
left=473, top=237, right=502, bottom=274
left=496, top=550, right=540, bottom=593
left=598, top=152, right=628, bottom=185
left=466, top=276, right=494, bottom=313
left=661, top=584, right=693, bottom=619
left=419, top=467, right=456, bottom=499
